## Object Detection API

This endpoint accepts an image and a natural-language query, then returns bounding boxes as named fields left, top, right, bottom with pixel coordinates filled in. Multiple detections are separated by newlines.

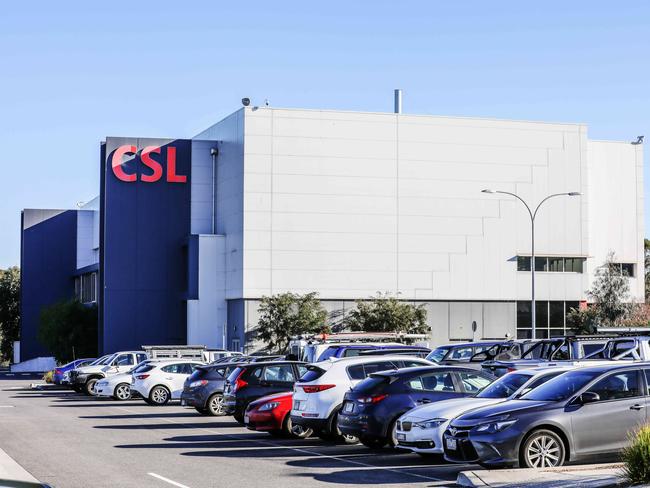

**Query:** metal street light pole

left=481, top=190, right=581, bottom=340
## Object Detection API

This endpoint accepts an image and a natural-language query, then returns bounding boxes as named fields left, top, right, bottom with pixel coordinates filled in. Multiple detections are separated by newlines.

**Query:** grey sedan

left=443, top=363, right=649, bottom=468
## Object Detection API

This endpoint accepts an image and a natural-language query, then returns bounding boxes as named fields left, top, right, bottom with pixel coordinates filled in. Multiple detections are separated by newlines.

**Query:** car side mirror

left=577, top=391, right=600, bottom=405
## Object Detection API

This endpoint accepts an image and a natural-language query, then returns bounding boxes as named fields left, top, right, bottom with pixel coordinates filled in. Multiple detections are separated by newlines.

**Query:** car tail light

left=357, top=394, right=388, bottom=404
left=232, top=369, right=248, bottom=392
left=300, top=384, right=336, bottom=393
left=136, top=374, right=150, bottom=380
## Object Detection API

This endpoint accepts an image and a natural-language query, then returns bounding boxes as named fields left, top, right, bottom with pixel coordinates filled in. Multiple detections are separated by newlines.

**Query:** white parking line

left=0, top=405, right=15, bottom=408
left=148, top=472, right=191, bottom=488
left=115, top=406, right=443, bottom=482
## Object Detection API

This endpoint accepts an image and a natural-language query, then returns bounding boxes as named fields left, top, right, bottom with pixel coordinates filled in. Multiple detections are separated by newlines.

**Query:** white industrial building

left=185, top=104, right=644, bottom=350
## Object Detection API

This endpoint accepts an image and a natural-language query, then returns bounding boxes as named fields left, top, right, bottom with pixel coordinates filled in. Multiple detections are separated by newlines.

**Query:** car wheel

left=284, top=414, right=313, bottom=439
left=206, top=394, right=225, bottom=416
left=85, top=378, right=99, bottom=396
left=360, top=436, right=387, bottom=449
left=386, top=418, right=401, bottom=448
left=327, top=410, right=358, bottom=444
left=520, top=429, right=565, bottom=468
left=233, top=412, right=245, bottom=423
left=149, top=386, right=171, bottom=406
left=113, top=383, right=131, bottom=401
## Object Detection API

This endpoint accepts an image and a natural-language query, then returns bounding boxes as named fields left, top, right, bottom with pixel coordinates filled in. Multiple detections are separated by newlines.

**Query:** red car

left=244, top=391, right=312, bottom=438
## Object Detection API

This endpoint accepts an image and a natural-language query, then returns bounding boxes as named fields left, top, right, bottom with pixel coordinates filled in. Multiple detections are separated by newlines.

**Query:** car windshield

left=89, top=356, right=108, bottom=366
left=476, top=372, right=532, bottom=399
left=317, top=346, right=340, bottom=362
left=131, top=362, right=152, bottom=373
left=100, top=354, right=118, bottom=365
left=426, top=347, right=449, bottom=363
left=520, top=370, right=599, bottom=402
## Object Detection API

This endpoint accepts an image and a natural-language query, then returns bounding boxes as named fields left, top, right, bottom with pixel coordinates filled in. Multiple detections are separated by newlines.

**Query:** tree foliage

left=256, top=292, right=329, bottom=353
left=587, top=252, right=631, bottom=326
left=346, top=293, right=429, bottom=337
left=38, top=300, right=98, bottom=363
left=0, top=267, right=20, bottom=362
left=566, top=305, right=599, bottom=335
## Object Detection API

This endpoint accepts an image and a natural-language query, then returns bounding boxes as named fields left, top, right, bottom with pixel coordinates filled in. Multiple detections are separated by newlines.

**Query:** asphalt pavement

left=0, top=378, right=474, bottom=488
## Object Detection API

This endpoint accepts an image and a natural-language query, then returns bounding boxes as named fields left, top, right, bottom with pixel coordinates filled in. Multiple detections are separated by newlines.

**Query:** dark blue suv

left=181, top=362, right=245, bottom=416
left=337, top=366, right=495, bottom=449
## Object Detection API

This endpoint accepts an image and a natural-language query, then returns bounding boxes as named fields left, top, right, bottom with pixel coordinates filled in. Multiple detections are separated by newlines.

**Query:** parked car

left=95, top=359, right=161, bottom=401
left=223, top=361, right=307, bottom=423
left=181, top=361, right=245, bottom=415
left=395, top=367, right=573, bottom=455
left=53, top=358, right=95, bottom=385
left=131, top=359, right=205, bottom=405
left=443, top=363, right=650, bottom=468
left=337, top=366, right=495, bottom=448
left=71, top=351, right=148, bottom=395
left=480, top=336, right=624, bottom=377
left=427, top=341, right=525, bottom=369
left=244, top=392, right=312, bottom=438
left=291, top=355, right=432, bottom=442
left=68, top=354, right=113, bottom=393
left=317, top=344, right=429, bottom=362
left=359, top=347, right=431, bottom=358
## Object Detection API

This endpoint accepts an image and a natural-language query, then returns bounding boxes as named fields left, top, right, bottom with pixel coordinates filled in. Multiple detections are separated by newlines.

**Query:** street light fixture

left=481, top=189, right=582, bottom=339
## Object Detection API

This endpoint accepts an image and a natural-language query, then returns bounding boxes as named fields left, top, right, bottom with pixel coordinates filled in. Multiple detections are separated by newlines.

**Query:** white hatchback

left=132, top=360, right=205, bottom=406
left=291, top=355, right=432, bottom=441
left=95, top=360, right=162, bottom=401
left=395, top=367, right=574, bottom=455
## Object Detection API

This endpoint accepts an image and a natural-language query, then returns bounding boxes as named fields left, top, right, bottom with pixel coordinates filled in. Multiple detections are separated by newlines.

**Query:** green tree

left=256, top=292, right=329, bottom=353
left=346, top=293, right=429, bottom=337
left=0, top=267, right=20, bottom=362
left=588, top=252, right=631, bottom=326
left=566, top=305, right=599, bottom=335
left=38, top=300, right=98, bottom=363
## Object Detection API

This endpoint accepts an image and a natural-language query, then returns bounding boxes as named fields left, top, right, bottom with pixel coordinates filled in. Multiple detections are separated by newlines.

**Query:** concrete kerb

left=457, top=463, right=628, bottom=488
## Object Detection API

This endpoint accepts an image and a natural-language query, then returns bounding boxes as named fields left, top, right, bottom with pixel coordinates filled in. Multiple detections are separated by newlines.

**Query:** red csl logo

left=111, top=145, right=187, bottom=183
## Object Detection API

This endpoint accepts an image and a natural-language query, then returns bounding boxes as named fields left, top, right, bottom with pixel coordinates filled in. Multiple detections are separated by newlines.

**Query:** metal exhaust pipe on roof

left=394, top=89, right=402, bottom=114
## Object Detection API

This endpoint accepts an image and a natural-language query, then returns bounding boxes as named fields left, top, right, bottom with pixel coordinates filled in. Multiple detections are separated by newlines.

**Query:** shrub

left=621, top=425, right=650, bottom=485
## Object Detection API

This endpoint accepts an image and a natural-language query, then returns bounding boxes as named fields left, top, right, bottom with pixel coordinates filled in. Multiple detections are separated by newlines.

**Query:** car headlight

left=414, top=418, right=448, bottom=429
left=258, top=402, right=280, bottom=412
left=474, top=415, right=517, bottom=433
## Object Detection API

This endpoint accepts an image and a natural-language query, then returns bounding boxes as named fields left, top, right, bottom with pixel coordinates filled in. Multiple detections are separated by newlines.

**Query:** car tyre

left=233, top=412, right=245, bottom=424
left=520, top=429, right=566, bottom=468
left=149, top=386, right=171, bottom=406
left=359, top=436, right=387, bottom=449
left=113, top=383, right=131, bottom=401
left=327, top=410, right=358, bottom=444
left=283, top=414, right=313, bottom=439
left=85, top=378, right=99, bottom=396
left=386, top=418, right=400, bottom=448
left=206, top=393, right=226, bottom=416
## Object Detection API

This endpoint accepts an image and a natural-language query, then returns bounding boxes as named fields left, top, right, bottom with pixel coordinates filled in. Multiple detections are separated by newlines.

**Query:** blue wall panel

left=100, top=137, right=192, bottom=353
left=20, top=210, right=78, bottom=360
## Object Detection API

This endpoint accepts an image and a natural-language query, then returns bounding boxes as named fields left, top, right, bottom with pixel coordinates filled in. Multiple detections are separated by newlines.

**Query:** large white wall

left=588, top=141, right=644, bottom=301
left=239, top=107, right=619, bottom=303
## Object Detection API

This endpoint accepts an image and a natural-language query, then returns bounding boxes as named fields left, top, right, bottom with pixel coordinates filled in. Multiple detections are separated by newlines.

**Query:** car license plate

left=293, top=400, right=305, bottom=411
left=397, top=433, right=406, bottom=441
left=445, top=437, right=457, bottom=450
left=244, top=415, right=249, bottom=424
left=343, top=401, right=354, bottom=414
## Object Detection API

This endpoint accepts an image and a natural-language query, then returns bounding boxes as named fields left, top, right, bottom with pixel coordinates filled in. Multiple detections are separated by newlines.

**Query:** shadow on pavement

left=79, top=412, right=213, bottom=420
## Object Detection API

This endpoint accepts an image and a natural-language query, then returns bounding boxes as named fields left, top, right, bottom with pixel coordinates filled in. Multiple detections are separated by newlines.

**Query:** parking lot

left=0, top=377, right=471, bottom=488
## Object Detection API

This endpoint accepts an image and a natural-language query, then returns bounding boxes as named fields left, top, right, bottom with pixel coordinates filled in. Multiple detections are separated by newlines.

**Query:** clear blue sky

left=0, top=1, right=648, bottom=268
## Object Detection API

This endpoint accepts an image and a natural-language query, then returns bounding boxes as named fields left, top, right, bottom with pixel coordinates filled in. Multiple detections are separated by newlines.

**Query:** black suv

left=181, top=361, right=245, bottom=416
left=223, top=361, right=307, bottom=423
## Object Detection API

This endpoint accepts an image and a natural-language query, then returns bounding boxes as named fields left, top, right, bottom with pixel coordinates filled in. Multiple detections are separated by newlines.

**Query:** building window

left=517, top=256, right=531, bottom=271
left=516, top=300, right=579, bottom=338
left=231, top=339, right=241, bottom=352
left=75, top=272, right=97, bottom=304
left=535, top=257, right=548, bottom=272
left=517, top=256, right=585, bottom=274
left=611, top=263, right=635, bottom=277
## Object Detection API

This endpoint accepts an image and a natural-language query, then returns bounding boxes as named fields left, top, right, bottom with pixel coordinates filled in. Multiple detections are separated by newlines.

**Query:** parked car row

left=57, top=334, right=650, bottom=470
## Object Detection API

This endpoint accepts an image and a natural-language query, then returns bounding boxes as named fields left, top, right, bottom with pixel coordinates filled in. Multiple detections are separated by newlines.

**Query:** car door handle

left=417, top=399, right=431, bottom=404
left=630, top=404, right=646, bottom=410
